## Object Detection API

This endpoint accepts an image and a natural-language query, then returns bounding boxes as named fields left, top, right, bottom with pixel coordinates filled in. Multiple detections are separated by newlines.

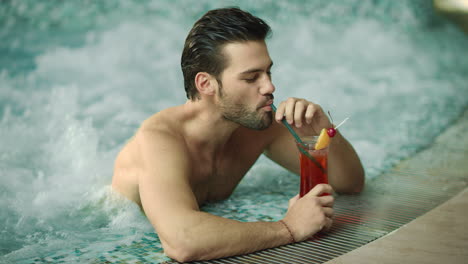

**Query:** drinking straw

left=270, top=103, right=325, bottom=173
left=271, top=103, right=304, bottom=145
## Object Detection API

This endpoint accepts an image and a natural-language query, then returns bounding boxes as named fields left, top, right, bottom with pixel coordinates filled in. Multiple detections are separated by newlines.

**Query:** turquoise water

left=1, top=0, right=467, bottom=263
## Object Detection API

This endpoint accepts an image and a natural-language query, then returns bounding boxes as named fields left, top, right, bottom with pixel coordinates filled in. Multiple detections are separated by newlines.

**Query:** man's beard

left=218, top=83, right=273, bottom=130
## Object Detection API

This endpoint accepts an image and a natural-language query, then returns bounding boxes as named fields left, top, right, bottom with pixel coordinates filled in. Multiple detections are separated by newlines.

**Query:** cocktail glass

left=296, top=136, right=329, bottom=197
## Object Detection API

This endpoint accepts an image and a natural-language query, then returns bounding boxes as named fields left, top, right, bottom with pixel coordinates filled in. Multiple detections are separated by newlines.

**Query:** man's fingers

left=285, top=98, right=296, bottom=124
left=294, top=101, right=305, bottom=128
left=275, top=101, right=286, bottom=122
left=289, top=194, right=300, bottom=207
left=318, top=194, right=334, bottom=208
left=322, top=207, right=334, bottom=218
left=305, top=104, right=315, bottom=125
left=305, top=184, right=334, bottom=197
left=275, top=98, right=321, bottom=128
left=322, top=217, right=333, bottom=232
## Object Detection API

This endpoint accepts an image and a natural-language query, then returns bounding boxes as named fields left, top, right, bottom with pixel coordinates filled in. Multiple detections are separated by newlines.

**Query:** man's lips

left=259, top=100, right=274, bottom=111
left=265, top=100, right=274, bottom=107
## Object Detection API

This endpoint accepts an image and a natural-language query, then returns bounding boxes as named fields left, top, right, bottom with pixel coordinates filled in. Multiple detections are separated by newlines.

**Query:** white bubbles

left=267, top=3, right=468, bottom=180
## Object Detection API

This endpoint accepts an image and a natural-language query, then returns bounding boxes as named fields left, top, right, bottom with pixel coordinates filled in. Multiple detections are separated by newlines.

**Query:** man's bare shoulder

left=130, top=106, right=191, bottom=159
left=112, top=105, right=192, bottom=206
left=139, top=105, right=189, bottom=139
left=140, top=106, right=185, bottom=134
left=114, top=105, right=188, bottom=171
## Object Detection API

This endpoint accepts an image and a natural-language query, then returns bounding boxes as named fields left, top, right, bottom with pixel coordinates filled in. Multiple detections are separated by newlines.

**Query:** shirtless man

left=112, top=7, right=364, bottom=262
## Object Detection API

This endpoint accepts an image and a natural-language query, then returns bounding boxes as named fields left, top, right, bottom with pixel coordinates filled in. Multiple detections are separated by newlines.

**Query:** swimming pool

left=1, top=0, right=467, bottom=263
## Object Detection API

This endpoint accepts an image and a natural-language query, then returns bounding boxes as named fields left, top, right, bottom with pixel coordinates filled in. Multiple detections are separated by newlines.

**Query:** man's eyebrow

left=239, top=61, right=274, bottom=74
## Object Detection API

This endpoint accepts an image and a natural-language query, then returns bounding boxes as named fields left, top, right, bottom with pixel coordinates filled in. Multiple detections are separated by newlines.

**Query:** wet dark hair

left=181, top=7, right=271, bottom=100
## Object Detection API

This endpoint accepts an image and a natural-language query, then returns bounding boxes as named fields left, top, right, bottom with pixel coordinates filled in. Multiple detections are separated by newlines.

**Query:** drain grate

left=166, top=166, right=467, bottom=264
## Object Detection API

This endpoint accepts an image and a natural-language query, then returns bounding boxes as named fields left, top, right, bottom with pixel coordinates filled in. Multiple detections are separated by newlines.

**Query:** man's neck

left=183, top=99, right=240, bottom=154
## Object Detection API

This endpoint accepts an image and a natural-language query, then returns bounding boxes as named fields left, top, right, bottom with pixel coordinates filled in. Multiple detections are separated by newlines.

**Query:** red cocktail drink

left=297, top=136, right=329, bottom=197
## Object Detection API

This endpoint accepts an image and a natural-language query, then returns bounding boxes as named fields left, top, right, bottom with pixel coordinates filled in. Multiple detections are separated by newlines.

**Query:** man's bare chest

left=190, top=146, right=263, bottom=203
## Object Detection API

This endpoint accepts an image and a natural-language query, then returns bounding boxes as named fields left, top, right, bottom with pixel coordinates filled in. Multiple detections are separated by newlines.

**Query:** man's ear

left=195, top=72, right=216, bottom=96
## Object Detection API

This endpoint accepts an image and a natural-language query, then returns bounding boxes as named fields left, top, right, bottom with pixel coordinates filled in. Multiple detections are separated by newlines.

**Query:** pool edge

left=325, top=108, right=468, bottom=263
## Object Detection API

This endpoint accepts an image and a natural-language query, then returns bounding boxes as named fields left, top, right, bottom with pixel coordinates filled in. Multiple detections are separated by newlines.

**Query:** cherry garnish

left=327, top=111, right=336, bottom=137
left=326, top=110, right=348, bottom=138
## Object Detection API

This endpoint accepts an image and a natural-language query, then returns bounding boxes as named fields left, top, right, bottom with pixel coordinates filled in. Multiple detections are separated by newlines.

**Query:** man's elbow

left=352, top=180, right=365, bottom=194
left=349, top=170, right=365, bottom=194
left=162, top=235, right=203, bottom=262
left=163, top=243, right=196, bottom=262
left=165, top=246, right=197, bottom=263
left=339, top=183, right=364, bottom=194
left=335, top=171, right=365, bottom=194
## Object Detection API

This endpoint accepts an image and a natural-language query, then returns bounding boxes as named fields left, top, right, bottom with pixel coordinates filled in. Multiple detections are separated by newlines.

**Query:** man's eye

left=245, top=75, right=258, bottom=83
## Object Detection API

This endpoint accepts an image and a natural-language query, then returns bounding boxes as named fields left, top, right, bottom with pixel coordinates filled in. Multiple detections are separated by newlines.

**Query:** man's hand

left=282, top=184, right=334, bottom=242
left=274, top=98, right=332, bottom=136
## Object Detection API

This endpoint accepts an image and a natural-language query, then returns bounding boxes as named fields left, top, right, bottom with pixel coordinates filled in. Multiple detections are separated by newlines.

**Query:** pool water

left=1, top=0, right=467, bottom=263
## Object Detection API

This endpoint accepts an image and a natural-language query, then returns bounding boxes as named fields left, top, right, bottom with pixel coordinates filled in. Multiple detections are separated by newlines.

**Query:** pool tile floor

left=326, top=109, right=468, bottom=264
left=326, top=187, right=468, bottom=264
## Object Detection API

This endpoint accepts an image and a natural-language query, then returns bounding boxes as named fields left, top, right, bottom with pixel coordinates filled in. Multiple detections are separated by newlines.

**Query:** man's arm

left=137, top=128, right=333, bottom=262
left=265, top=98, right=365, bottom=194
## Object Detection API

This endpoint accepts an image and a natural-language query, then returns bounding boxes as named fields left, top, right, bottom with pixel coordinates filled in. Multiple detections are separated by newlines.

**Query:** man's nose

left=260, top=77, right=275, bottom=95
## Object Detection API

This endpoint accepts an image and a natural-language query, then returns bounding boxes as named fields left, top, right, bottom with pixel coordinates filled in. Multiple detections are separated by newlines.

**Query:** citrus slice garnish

left=315, top=128, right=330, bottom=150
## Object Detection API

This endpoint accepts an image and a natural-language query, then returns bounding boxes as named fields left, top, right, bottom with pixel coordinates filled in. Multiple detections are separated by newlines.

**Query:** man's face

left=216, top=41, right=275, bottom=130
